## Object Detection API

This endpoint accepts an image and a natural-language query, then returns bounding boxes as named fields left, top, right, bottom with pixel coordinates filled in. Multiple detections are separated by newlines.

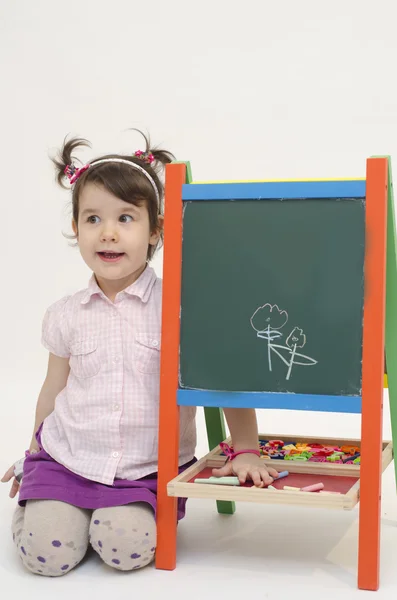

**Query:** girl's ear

left=149, top=215, right=164, bottom=245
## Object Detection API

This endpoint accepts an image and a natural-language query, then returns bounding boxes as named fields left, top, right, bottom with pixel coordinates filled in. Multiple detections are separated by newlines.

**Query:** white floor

left=1, top=385, right=396, bottom=599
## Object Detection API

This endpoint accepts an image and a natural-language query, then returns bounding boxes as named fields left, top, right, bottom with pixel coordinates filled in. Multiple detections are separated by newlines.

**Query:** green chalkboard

left=179, top=199, right=365, bottom=396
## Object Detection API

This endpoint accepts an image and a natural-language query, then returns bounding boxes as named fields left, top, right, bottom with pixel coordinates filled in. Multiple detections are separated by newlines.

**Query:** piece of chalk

left=208, top=476, right=240, bottom=482
left=275, top=470, right=289, bottom=480
left=300, top=482, right=324, bottom=492
left=283, top=486, right=300, bottom=491
left=319, top=490, right=341, bottom=495
left=267, top=485, right=277, bottom=490
left=194, top=477, right=240, bottom=486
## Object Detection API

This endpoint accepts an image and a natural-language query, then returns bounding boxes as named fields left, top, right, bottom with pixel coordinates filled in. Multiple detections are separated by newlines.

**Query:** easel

left=156, top=157, right=397, bottom=591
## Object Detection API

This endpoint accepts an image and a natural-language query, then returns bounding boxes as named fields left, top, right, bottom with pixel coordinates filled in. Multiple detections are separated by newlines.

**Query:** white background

left=1, top=1, right=397, bottom=597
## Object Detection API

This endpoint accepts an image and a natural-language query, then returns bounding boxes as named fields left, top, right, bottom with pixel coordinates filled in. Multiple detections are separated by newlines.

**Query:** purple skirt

left=18, top=426, right=196, bottom=521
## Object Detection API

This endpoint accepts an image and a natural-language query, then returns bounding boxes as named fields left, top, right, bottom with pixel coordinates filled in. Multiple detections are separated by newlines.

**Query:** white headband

left=90, top=158, right=160, bottom=205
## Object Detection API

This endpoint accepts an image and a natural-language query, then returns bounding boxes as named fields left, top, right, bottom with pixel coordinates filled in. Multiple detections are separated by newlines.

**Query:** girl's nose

left=100, top=227, right=119, bottom=243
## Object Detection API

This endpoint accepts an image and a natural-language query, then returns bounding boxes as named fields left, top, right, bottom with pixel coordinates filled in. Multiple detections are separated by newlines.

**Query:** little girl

left=2, top=131, right=277, bottom=576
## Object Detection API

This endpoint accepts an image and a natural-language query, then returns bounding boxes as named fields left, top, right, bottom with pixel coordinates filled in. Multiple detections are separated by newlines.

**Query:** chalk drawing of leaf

left=271, top=344, right=317, bottom=367
left=250, top=304, right=288, bottom=333
left=286, top=327, right=306, bottom=349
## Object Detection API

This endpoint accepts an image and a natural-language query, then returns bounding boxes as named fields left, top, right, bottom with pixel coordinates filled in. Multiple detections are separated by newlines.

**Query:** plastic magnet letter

left=349, top=452, right=360, bottom=461
left=269, top=440, right=284, bottom=448
left=343, top=454, right=356, bottom=463
left=283, top=444, right=296, bottom=451
left=300, top=482, right=324, bottom=492
left=327, top=454, right=340, bottom=462
left=301, top=451, right=313, bottom=459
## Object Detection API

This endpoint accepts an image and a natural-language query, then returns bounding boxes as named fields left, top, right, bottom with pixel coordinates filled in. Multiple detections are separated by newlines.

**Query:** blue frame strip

left=182, top=180, right=366, bottom=201
left=177, top=389, right=362, bottom=414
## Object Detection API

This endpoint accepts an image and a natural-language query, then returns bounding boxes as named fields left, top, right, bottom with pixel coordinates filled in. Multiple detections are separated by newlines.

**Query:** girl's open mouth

left=97, top=252, right=125, bottom=263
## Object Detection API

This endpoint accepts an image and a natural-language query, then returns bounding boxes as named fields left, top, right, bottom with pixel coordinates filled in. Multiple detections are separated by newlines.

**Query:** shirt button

left=112, top=451, right=119, bottom=458
left=151, top=340, right=159, bottom=348
left=113, top=356, right=120, bottom=363
left=113, top=404, right=120, bottom=411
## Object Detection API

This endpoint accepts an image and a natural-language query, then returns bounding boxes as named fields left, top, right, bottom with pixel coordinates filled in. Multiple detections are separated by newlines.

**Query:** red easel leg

left=358, top=157, right=388, bottom=590
left=155, top=163, right=186, bottom=570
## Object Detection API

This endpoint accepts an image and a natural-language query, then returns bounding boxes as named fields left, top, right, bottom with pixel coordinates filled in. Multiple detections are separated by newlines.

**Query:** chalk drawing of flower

left=286, top=327, right=306, bottom=350
left=286, top=327, right=306, bottom=380
left=250, top=304, right=288, bottom=335
left=250, top=304, right=288, bottom=371
left=250, top=304, right=318, bottom=380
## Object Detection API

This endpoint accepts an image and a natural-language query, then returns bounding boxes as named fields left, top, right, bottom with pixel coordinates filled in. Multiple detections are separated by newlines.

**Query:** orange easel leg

left=155, top=163, right=186, bottom=571
left=358, top=157, right=388, bottom=590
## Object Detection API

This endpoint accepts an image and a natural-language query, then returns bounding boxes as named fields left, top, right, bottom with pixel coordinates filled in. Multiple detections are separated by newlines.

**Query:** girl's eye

left=119, top=214, right=133, bottom=223
left=87, top=215, right=100, bottom=224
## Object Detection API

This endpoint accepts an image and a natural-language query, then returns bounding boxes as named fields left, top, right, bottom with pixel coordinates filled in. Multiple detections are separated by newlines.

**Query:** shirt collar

left=81, top=266, right=157, bottom=305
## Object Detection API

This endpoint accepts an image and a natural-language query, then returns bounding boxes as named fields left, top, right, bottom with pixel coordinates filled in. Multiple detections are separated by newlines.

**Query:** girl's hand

left=1, top=464, right=20, bottom=498
left=1, top=453, right=34, bottom=498
left=212, top=454, right=279, bottom=487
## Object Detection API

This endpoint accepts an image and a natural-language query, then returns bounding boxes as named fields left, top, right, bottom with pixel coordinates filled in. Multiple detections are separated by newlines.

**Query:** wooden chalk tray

left=167, top=433, right=393, bottom=511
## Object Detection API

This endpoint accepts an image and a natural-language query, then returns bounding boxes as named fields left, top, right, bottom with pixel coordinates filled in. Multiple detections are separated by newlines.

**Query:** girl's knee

left=17, top=537, right=84, bottom=576
left=89, top=506, right=156, bottom=571
left=97, top=541, right=156, bottom=571
left=14, top=499, right=90, bottom=576
left=20, top=555, right=76, bottom=577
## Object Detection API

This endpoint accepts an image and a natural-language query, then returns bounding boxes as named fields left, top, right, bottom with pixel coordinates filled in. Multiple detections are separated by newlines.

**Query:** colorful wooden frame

left=156, top=158, right=391, bottom=592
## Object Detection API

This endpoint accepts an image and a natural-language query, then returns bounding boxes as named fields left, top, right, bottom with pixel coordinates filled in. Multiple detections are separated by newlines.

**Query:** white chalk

left=194, top=477, right=240, bottom=486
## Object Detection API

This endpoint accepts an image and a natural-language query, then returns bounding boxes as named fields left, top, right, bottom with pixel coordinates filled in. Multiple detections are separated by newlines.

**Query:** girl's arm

left=2, top=353, right=70, bottom=498
left=223, top=407, right=259, bottom=451
left=29, top=353, right=70, bottom=452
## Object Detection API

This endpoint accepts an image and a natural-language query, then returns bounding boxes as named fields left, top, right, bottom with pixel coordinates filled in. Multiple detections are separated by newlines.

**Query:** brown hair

left=52, top=130, right=174, bottom=260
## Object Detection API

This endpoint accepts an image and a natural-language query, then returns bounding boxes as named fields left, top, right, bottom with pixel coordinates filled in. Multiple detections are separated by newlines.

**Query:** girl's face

left=73, top=183, right=161, bottom=289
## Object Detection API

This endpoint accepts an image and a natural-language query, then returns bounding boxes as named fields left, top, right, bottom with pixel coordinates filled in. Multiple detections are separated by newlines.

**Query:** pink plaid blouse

left=40, top=266, right=196, bottom=485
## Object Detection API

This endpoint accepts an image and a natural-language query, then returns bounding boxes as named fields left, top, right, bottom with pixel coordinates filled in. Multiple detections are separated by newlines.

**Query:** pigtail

left=129, top=128, right=175, bottom=171
left=52, top=136, right=91, bottom=188
left=150, top=148, right=175, bottom=168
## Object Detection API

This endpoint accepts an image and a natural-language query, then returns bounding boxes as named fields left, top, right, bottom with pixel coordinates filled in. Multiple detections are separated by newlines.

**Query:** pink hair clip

left=64, top=163, right=90, bottom=184
left=134, top=150, right=155, bottom=165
